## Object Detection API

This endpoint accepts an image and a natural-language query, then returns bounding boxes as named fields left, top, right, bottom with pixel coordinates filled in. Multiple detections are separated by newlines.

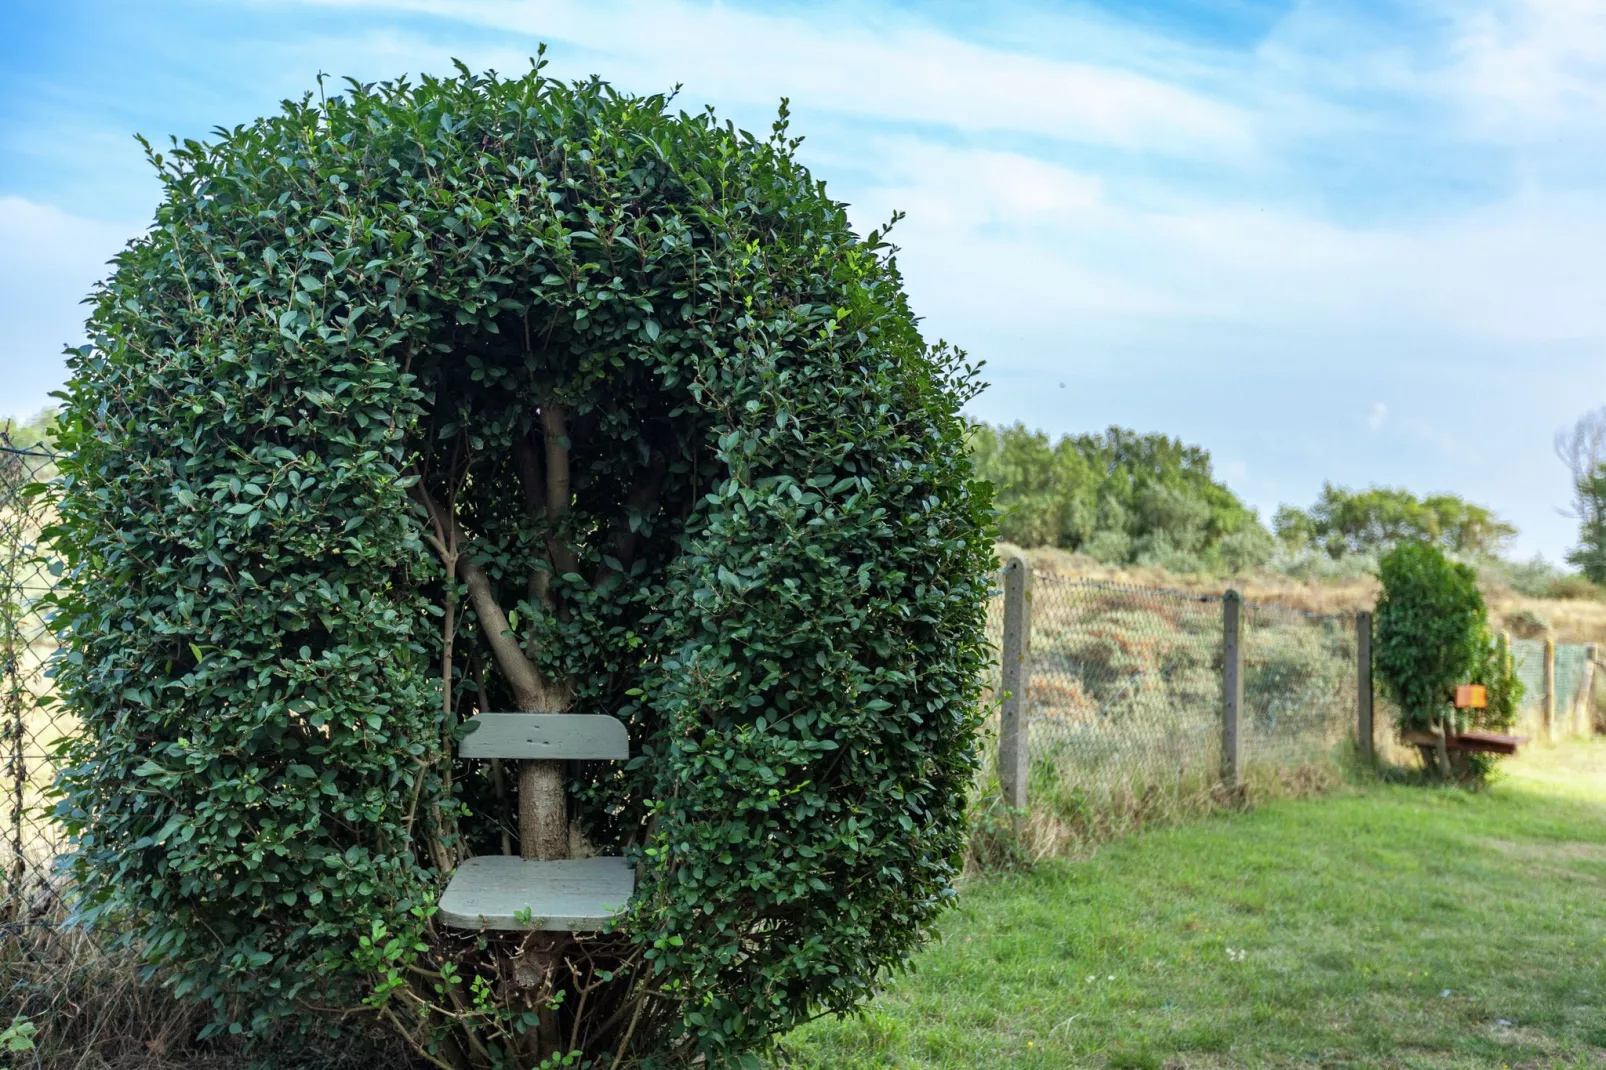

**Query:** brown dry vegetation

left=998, top=541, right=1606, bottom=644
left=1, top=908, right=416, bottom=1070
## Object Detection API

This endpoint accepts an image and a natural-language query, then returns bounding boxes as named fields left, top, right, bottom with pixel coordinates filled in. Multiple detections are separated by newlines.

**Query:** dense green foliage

left=1373, top=542, right=1520, bottom=777
left=1274, top=484, right=1515, bottom=559
left=48, top=62, right=993, bottom=1067
left=969, top=422, right=1272, bottom=572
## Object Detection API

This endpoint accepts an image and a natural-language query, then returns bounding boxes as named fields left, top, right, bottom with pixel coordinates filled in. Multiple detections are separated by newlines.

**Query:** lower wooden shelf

left=439, top=855, right=635, bottom=931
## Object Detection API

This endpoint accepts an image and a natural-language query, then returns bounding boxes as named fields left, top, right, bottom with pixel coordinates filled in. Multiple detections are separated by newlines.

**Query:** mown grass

left=782, top=742, right=1606, bottom=1069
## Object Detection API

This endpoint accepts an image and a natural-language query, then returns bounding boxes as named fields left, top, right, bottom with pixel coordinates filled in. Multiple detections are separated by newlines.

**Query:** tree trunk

left=520, top=759, right=567, bottom=860
left=1432, top=717, right=1452, bottom=779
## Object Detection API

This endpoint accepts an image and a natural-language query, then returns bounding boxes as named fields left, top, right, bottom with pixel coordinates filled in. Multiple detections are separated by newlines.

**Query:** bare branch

left=513, top=432, right=553, bottom=611
left=410, top=480, right=550, bottom=710
left=461, top=557, right=550, bottom=711
left=1557, top=407, right=1606, bottom=518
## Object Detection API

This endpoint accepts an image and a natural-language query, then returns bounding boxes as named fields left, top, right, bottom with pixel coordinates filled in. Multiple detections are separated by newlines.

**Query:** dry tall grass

left=966, top=562, right=1370, bottom=871
left=2, top=898, right=417, bottom=1070
left=998, top=542, right=1606, bottom=644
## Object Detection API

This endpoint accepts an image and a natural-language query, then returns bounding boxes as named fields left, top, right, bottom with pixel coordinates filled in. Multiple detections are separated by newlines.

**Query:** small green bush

left=49, top=62, right=993, bottom=1067
left=1373, top=542, right=1520, bottom=779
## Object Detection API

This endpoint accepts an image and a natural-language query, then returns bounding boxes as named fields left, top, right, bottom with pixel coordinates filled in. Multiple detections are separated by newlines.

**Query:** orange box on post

left=1454, top=684, right=1488, bottom=709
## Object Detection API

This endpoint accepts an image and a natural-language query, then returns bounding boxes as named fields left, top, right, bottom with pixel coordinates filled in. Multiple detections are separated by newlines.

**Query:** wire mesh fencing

left=1, top=441, right=63, bottom=920
left=984, top=568, right=1606, bottom=820
left=1509, top=637, right=1597, bottom=740
left=974, top=570, right=1372, bottom=860
left=1239, top=600, right=1358, bottom=774
left=1023, top=578, right=1227, bottom=803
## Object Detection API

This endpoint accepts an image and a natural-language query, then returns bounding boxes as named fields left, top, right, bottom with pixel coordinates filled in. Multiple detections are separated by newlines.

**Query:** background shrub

left=48, top=62, right=993, bottom=1067
left=1373, top=541, right=1520, bottom=778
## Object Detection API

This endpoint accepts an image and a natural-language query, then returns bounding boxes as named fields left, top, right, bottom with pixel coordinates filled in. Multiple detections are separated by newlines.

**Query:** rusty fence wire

left=1, top=441, right=62, bottom=920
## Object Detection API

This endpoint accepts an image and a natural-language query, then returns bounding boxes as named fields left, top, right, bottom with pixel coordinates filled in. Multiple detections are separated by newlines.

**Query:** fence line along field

left=982, top=565, right=1597, bottom=862
left=989, top=574, right=1363, bottom=859
left=7, top=512, right=1599, bottom=906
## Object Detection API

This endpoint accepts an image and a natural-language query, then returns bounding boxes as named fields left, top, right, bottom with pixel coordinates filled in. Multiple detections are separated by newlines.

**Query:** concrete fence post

left=1356, top=610, right=1374, bottom=766
left=1543, top=637, right=1556, bottom=744
left=998, top=557, right=1031, bottom=813
left=1582, top=644, right=1598, bottom=738
left=1222, top=590, right=1244, bottom=793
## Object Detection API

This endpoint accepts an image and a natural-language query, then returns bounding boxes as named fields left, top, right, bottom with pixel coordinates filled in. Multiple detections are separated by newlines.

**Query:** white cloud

left=848, top=138, right=1606, bottom=350
left=7, top=0, right=1605, bottom=558
left=1447, top=0, right=1606, bottom=138
left=287, top=0, right=1253, bottom=156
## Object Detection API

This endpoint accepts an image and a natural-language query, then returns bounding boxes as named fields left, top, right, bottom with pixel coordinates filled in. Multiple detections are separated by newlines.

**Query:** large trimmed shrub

left=49, top=62, right=993, bottom=1067
left=1373, top=541, right=1519, bottom=779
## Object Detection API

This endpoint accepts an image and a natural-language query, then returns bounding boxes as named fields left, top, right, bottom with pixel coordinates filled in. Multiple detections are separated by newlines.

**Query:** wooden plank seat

left=440, top=712, right=635, bottom=932
left=1400, top=729, right=1527, bottom=756
left=438, top=856, right=635, bottom=931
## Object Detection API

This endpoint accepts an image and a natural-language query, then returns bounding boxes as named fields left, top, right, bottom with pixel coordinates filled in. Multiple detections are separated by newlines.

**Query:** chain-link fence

left=1240, top=599, right=1358, bottom=772
left=983, top=570, right=1606, bottom=818
left=1, top=441, right=62, bottom=920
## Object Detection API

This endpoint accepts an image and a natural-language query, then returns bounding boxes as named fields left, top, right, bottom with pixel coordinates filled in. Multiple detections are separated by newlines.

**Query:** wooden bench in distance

left=440, top=712, right=636, bottom=932
left=1400, top=729, right=1527, bottom=756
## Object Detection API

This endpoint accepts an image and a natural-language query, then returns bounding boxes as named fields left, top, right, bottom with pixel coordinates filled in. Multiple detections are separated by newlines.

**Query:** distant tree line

left=8, top=409, right=1557, bottom=577
left=1272, top=485, right=1515, bottom=559
left=971, top=421, right=1518, bottom=574
left=1, top=409, right=57, bottom=450
left=968, top=423, right=1274, bottom=572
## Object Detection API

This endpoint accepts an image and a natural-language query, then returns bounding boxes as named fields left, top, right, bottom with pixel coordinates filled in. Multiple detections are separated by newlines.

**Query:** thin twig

left=609, top=991, right=648, bottom=1070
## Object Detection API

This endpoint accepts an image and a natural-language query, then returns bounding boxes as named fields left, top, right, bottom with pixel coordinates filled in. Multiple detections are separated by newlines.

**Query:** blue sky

left=3, top=0, right=1604, bottom=561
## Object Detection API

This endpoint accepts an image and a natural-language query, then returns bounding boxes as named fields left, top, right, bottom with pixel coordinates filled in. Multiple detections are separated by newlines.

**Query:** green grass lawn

left=782, top=743, right=1606, bottom=1069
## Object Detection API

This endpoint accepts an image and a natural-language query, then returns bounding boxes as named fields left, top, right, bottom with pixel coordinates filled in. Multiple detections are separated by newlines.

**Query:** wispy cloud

left=1446, top=0, right=1606, bottom=139
left=289, top=0, right=1254, bottom=156
left=3, top=0, right=1602, bottom=558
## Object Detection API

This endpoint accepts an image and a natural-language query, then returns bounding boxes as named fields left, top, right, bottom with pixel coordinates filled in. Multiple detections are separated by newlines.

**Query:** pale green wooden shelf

left=438, top=856, right=635, bottom=931
left=459, top=713, right=629, bottom=760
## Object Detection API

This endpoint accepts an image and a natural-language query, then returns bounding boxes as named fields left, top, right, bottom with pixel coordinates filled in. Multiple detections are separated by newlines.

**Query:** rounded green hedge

left=50, top=63, right=993, bottom=1065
